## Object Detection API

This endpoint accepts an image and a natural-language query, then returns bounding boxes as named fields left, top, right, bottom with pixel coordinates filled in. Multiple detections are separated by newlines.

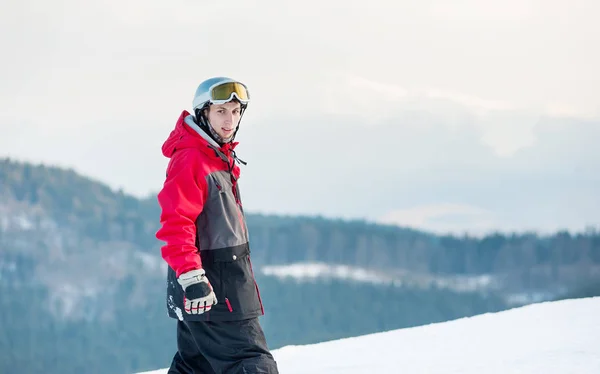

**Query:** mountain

left=1, top=157, right=599, bottom=374
left=139, top=296, right=600, bottom=374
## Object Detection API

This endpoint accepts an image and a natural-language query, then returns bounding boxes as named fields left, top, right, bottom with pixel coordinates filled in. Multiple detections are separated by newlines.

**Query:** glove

left=177, top=269, right=218, bottom=315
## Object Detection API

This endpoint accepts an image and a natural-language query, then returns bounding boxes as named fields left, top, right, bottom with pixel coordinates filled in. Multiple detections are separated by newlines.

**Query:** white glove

left=177, top=269, right=218, bottom=315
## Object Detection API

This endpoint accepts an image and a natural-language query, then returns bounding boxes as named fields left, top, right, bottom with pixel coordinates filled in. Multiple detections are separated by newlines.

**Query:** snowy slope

left=137, top=297, right=600, bottom=374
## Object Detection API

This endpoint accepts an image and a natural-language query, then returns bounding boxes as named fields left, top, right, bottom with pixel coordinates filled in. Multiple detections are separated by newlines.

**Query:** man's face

left=205, top=101, right=242, bottom=141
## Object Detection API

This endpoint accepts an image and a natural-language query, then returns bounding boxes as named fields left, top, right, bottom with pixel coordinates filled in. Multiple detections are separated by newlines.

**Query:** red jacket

left=155, top=110, right=262, bottom=322
left=156, top=110, right=242, bottom=277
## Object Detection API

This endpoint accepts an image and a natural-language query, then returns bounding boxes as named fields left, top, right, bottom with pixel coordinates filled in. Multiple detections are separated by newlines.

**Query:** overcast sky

left=1, top=0, right=599, bottom=236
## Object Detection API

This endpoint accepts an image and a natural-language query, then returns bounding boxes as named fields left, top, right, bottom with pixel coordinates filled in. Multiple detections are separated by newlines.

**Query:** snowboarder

left=156, top=77, right=279, bottom=373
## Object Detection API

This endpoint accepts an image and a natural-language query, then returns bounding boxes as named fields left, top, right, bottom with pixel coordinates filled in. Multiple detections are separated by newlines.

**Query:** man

left=156, top=77, right=279, bottom=373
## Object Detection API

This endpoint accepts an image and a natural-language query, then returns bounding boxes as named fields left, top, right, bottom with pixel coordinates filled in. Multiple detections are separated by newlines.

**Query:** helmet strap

left=195, top=107, right=228, bottom=146
left=230, top=104, right=247, bottom=142
left=194, top=103, right=246, bottom=146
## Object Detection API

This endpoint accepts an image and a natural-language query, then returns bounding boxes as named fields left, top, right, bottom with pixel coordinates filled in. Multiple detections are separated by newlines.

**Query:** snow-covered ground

left=137, top=297, right=600, bottom=374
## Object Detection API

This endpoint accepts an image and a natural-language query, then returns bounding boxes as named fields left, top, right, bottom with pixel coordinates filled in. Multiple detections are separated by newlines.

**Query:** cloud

left=377, top=203, right=496, bottom=234
left=424, top=88, right=513, bottom=113
left=477, top=112, right=539, bottom=157
left=318, top=72, right=544, bottom=156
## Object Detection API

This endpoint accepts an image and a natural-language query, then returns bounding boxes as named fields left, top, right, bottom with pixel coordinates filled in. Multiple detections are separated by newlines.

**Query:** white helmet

left=192, top=76, right=250, bottom=111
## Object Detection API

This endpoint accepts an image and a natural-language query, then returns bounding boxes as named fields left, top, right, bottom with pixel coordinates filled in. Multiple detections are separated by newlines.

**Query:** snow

left=135, top=297, right=600, bottom=374
left=47, top=283, right=103, bottom=320
left=505, top=291, right=556, bottom=306
left=261, top=263, right=392, bottom=284
left=261, top=262, right=496, bottom=292
left=0, top=208, right=34, bottom=231
left=134, top=251, right=163, bottom=272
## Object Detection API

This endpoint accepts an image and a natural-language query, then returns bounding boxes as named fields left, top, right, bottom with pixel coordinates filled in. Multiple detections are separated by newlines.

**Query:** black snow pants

left=167, top=318, right=279, bottom=374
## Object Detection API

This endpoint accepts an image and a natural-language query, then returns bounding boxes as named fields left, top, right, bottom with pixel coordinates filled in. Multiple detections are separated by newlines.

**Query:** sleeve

left=156, top=149, right=207, bottom=278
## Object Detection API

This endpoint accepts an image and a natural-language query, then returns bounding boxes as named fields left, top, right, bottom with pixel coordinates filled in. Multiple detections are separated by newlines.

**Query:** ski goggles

left=209, top=81, right=250, bottom=104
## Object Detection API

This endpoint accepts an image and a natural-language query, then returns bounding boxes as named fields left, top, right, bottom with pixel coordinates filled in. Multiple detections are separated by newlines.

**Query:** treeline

left=2, top=157, right=599, bottom=281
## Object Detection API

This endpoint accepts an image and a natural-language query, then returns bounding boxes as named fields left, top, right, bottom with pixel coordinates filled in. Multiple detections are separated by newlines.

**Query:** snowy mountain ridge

left=260, top=262, right=558, bottom=306
left=261, top=262, right=496, bottom=292
left=138, top=297, right=600, bottom=374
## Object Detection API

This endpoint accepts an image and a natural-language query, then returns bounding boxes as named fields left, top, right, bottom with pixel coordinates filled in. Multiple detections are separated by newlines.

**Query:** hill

left=141, top=296, right=600, bottom=374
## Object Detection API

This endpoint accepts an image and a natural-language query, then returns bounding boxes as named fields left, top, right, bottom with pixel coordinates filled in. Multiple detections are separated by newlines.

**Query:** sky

left=1, top=0, right=599, bottom=236
left=138, top=296, right=600, bottom=373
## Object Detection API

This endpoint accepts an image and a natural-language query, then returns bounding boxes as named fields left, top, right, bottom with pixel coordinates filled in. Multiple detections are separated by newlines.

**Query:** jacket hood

left=162, top=110, right=239, bottom=159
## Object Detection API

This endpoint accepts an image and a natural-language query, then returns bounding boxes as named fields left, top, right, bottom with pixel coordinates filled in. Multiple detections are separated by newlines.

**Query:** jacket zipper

left=232, top=184, right=246, bottom=235
left=248, top=256, right=264, bottom=315
left=219, top=262, right=231, bottom=312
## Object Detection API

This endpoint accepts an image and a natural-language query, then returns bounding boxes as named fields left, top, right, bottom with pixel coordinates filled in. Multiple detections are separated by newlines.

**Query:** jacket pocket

left=201, top=244, right=262, bottom=317
left=218, top=246, right=261, bottom=315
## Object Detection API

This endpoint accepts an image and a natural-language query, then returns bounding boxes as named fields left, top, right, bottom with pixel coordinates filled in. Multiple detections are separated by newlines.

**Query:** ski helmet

left=192, top=77, right=250, bottom=144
